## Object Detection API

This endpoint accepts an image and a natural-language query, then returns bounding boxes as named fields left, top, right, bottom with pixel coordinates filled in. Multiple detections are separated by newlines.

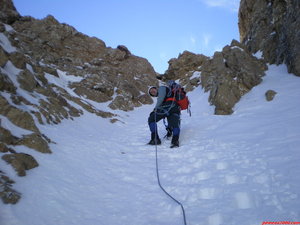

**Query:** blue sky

left=13, top=0, right=240, bottom=73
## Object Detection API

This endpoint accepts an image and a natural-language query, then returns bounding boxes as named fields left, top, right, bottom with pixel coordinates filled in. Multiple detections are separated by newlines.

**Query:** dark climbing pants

left=148, top=104, right=180, bottom=136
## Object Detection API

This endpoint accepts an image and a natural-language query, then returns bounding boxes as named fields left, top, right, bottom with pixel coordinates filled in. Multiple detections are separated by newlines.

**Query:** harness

left=165, top=97, right=177, bottom=102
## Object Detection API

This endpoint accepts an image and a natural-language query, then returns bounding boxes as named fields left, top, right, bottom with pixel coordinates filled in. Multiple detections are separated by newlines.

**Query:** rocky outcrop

left=163, top=51, right=209, bottom=85
left=265, top=90, right=277, bottom=101
left=0, top=0, right=20, bottom=24
left=0, top=170, right=21, bottom=204
left=239, top=0, right=300, bottom=76
left=2, top=153, right=39, bottom=176
left=8, top=14, right=157, bottom=109
left=163, top=40, right=267, bottom=114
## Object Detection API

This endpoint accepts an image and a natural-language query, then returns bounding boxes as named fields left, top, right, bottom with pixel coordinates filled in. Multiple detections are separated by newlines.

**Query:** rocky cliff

left=0, top=0, right=157, bottom=204
left=239, top=0, right=300, bottom=76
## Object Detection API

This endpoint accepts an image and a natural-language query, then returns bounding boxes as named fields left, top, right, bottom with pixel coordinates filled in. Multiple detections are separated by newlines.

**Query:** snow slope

left=1, top=65, right=300, bottom=225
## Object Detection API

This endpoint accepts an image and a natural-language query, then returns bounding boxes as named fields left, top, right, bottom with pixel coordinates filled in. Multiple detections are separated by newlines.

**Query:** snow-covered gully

left=1, top=65, right=300, bottom=225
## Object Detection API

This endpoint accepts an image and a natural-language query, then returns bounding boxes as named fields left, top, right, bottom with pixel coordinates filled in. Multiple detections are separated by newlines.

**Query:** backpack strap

left=165, top=97, right=176, bottom=102
left=164, top=85, right=178, bottom=103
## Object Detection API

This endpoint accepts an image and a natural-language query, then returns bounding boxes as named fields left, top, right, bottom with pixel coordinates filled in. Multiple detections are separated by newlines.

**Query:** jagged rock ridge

left=162, top=40, right=267, bottom=115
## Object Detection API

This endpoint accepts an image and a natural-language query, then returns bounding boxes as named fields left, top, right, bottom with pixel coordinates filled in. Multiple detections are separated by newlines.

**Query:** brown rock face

left=8, top=14, right=158, bottom=110
left=239, top=0, right=300, bottom=76
left=164, top=51, right=209, bottom=82
left=204, top=41, right=266, bottom=114
left=0, top=0, right=20, bottom=24
left=0, top=171, right=21, bottom=204
left=163, top=40, right=267, bottom=115
left=2, top=153, right=39, bottom=176
left=0, top=46, right=9, bottom=67
left=0, top=69, right=16, bottom=93
left=265, top=90, right=277, bottom=101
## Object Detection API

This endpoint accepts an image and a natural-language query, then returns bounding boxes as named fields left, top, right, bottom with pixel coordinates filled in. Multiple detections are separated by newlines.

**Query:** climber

left=147, top=81, right=182, bottom=148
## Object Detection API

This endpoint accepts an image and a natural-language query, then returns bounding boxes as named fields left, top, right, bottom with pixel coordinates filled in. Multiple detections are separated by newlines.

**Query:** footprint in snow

left=206, top=152, right=219, bottom=160
left=199, top=188, right=218, bottom=199
left=235, top=192, right=253, bottom=209
left=208, top=213, right=223, bottom=225
left=225, top=174, right=240, bottom=184
left=216, top=162, right=228, bottom=170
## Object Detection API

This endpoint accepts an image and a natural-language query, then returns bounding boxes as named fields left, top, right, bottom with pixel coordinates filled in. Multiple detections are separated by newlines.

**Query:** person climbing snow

left=147, top=80, right=184, bottom=148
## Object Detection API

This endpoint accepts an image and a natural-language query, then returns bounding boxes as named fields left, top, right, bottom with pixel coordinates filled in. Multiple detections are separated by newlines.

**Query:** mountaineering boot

left=148, top=132, right=161, bottom=145
left=170, top=135, right=179, bottom=148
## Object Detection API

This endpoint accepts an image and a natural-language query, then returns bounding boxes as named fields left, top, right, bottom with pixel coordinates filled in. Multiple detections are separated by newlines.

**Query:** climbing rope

left=154, top=112, right=187, bottom=225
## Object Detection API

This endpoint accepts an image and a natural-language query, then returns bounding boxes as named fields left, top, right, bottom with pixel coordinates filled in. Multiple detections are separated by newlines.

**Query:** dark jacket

left=154, top=86, right=180, bottom=114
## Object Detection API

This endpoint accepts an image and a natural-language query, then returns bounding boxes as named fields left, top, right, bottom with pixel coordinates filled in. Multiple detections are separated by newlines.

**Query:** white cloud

left=190, top=35, right=196, bottom=45
left=200, top=0, right=240, bottom=12
left=178, top=35, right=198, bottom=53
left=202, top=33, right=212, bottom=47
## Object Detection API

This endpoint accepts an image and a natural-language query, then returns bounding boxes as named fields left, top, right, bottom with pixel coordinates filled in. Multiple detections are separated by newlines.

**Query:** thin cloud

left=200, top=0, right=240, bottom=12
left=179, top=35, right=197, bottom=53
left=202, top=33, right=212, bottom=48
left=190, top=35, right=196, bottom=45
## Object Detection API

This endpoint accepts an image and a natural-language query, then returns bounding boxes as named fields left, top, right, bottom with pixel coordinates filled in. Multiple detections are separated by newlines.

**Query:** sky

left=13, top=0, right=240, bottom=74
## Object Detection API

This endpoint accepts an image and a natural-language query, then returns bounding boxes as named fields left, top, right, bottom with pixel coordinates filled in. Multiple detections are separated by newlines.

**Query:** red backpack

left=165, top=82, right=190, bottom=111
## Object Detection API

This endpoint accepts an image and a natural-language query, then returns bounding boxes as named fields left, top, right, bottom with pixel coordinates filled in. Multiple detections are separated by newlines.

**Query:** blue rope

left=154, top=112, right=187, bottom=225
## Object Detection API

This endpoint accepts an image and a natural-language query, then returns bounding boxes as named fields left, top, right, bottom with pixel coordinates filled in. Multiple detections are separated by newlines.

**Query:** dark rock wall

left=239, top=0, right=300, bottom=76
